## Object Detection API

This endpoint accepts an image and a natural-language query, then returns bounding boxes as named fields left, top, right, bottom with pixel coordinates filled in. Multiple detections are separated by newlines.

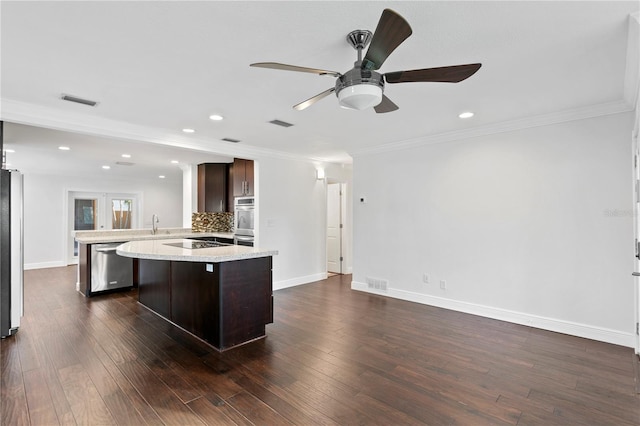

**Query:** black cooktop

left=163, top=240, right=230, bottom=250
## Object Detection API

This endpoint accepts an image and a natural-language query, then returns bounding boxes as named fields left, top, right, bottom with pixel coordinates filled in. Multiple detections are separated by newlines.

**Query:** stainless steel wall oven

left=234, top=197, right=254, bottom=246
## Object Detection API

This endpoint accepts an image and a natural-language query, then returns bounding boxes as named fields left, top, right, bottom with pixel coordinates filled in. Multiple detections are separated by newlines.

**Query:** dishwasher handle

left=94, top=246, right=119, bottom=253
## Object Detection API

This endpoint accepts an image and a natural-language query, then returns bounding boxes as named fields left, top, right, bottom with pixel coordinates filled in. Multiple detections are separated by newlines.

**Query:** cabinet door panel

left=219, top=257, right=271, bottom=349
left=232, top=159, right=255, bottom=197
left=171, top=262, right=220, bottom=346
left=244, top=160, right=254, bottom=196
left=138, top=259, right=171, bottom=318
left=232, top=159, right=245, bottom=197
left=198, top=163, right=228, bottom=212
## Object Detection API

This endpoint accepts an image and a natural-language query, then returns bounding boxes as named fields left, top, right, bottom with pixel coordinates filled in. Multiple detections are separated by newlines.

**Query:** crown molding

left=2, top=97, right=634, bottom=165
left=349, top=100, right=634, bottom=158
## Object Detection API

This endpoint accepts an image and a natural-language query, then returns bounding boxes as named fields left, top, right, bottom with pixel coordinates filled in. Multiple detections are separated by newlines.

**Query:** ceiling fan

left=250, top=9, right=482, bottom=113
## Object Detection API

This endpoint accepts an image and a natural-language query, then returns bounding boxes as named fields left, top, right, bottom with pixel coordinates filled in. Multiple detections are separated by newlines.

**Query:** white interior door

left=635, top=143, right=640, bottom=357
left=633, top=138, right=640, bottom=392
left=327, top=183, right=343, bottom=274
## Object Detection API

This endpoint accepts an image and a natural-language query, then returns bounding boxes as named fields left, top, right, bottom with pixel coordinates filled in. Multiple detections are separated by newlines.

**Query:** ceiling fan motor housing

left=335, top=68, right=384, bottom=110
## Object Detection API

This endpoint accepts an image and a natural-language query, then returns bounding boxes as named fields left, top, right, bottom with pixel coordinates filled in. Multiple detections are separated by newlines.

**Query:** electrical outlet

left=440, top=280, right=447, bottom=290
left=422, top=273, right=430, bottom=284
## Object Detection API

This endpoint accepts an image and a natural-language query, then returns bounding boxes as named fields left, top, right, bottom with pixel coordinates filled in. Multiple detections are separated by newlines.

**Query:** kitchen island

left=74, top=228, right=235, bottom=297
left=117, top=239, right=278, bottom=351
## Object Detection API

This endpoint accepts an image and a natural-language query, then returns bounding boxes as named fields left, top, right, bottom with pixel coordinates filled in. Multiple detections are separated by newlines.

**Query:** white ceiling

left=1, top=1, right=639, bottom=178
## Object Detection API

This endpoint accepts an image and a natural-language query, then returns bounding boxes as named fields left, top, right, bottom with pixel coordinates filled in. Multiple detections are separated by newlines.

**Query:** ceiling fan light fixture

left=337, top=84, right=383, bottom=110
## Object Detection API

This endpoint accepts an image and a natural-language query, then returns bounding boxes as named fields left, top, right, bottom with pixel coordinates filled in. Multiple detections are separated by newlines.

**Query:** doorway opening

left=327, top=182, right=346, bottom=275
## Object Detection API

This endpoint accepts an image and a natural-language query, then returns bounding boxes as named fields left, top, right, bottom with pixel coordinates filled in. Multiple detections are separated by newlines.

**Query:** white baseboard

left=274, top=272, right=327, bottom=291
left=351, top=281, right=635, bottom=348
left=24, top=261, right=67, bottom=270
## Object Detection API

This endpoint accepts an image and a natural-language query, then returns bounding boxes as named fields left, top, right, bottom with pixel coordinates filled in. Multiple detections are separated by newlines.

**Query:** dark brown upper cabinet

left=197, top=163, right=229, bottom=212
left=232, top=158, right=254, bottom=197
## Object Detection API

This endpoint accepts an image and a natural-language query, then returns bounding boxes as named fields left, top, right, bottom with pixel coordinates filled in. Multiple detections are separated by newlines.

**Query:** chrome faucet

left=152, top=214, right=159, bottom=235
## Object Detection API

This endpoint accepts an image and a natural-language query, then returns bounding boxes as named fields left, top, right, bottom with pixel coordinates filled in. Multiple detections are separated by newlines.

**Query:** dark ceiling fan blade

left=384, top=63, right=482, bottom=84
left=293, top=87, right=336, bottom=111
left=374, top=95, right=399, bottom=113
left=250, top=62, right=341, bottom=77
left=362, top=9, right=412, bottom=71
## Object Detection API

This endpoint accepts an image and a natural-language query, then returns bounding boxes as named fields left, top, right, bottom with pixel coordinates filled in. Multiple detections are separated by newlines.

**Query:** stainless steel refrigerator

left=1, top=169, right=24, bottom=338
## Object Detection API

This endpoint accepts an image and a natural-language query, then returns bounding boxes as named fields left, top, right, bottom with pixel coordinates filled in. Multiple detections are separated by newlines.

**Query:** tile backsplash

left=192, top=212, right=234, bottom=233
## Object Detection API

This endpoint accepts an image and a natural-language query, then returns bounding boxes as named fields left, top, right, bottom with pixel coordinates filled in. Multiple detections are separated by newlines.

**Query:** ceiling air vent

left=115, top=161, right=135, bottom=166
left=269, top=119, right=293, bottom=128
left=60, top=94, right=98, bottom=107
left=222, top=138, right=241, bottom=143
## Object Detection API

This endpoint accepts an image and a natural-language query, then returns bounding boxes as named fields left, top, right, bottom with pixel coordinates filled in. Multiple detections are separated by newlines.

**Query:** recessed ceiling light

left=121, top=154, right=131, bottom=158
left=182, top=128, right=195, bottom=133
left=5, top=149, right=15, bottom=153
left=58, top=146, right=71, bottom=151
left=171, top=160, right=179, bottom=164
left=209, top=114, right=224, bottom=121
left=159, top=175, right=166, bottom=179
left=458, top=112, right=474, bottom=119
left=102, top=165, right=110, bottom=170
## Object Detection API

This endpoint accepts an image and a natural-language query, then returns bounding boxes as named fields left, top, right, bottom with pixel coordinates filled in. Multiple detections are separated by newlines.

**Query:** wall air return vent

left=222, top=138, right=241, bottom=143
left=269, top=119, right=294, bottom=128
left=60, top=94, right=98, bottom=107
left=366, top=277, right=388, bottom=292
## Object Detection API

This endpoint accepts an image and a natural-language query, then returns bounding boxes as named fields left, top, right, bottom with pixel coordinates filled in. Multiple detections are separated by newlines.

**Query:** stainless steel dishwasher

left=90, top=242, right=133, bottom=293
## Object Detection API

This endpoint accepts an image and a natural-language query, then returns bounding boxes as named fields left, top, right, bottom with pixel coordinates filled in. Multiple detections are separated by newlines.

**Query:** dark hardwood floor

left=2, top=266, right=639, bottom=425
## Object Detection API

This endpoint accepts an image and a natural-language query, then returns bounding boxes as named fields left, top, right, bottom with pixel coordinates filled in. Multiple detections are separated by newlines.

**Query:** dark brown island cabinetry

left=197, top=163, right=229, bottom=212
left=137, top=256, right=273, bottom=351
left=232, top=158, right=254, bottom=197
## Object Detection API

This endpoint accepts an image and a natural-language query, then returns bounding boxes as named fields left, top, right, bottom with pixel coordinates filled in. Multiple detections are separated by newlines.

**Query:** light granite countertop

left=74, top=228, right=234, bottom=244
left=116, top=239, right=278, bottom=263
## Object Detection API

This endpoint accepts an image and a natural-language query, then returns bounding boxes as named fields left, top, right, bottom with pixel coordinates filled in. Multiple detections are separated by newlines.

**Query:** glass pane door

left=111, top=198, right=133, bottom=229
left=73, top=198, right=98, bottom=256
left=68, top=191, right=139, bottom=264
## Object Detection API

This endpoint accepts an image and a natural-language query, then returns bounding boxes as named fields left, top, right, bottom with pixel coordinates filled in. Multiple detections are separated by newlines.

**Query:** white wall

left=352, top=112, right=636, bottom=347
left=255, top=156, right=329, bottom=289
left=23, top=173, right=182, bottom=269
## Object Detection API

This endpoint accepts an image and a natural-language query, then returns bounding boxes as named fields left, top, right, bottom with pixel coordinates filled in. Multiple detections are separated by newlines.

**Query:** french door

left=67, top=191, right=139, bottom=264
